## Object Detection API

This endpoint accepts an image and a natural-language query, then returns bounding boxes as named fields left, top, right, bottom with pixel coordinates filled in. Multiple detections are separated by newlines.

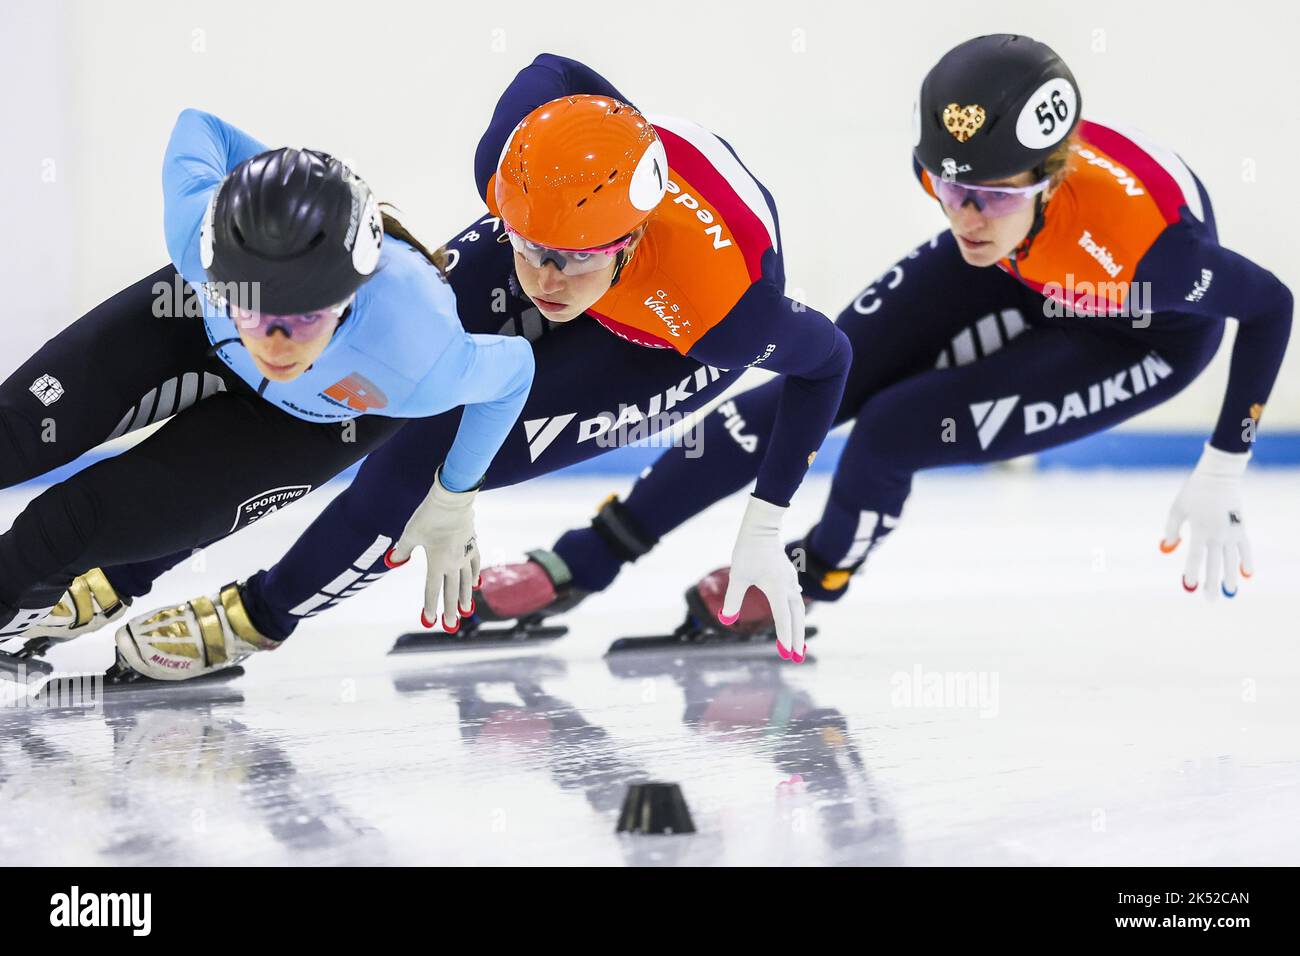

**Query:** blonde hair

left=1042, top=134, right=1077, bottom=185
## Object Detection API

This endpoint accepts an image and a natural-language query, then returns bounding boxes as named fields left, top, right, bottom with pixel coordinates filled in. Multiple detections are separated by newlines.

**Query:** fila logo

left=716, top=400, right=758, bottom=452
left=969, top=397, right=1021, bottom=450
left=522, top=366, right=724, bottom=462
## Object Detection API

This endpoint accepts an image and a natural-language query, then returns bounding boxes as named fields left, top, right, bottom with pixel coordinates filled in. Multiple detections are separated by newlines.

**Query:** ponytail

left=378, top=203, right=452, bottom=279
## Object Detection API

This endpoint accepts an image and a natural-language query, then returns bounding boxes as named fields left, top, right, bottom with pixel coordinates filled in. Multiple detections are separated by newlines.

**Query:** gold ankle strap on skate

left=189, top=595, right=228, bottom=665
left=61, top=568, right=124, bottom=626
left=218, top=583, right=279, bottom=651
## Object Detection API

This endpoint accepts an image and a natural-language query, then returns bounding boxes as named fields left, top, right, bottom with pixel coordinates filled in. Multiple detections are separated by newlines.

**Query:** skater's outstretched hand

left=721, top=495, right=807, bottom=662
left=1160, top=443, right=1253, bottom=600
left=386, top=468, right=482, bottom=632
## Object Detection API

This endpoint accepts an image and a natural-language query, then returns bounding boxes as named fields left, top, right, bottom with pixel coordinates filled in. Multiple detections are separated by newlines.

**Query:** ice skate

left=390, top=549, right=585, bottom=653
left=113, top=582, right=279, bottom=683
left=28, top=569, right=132, bottom=642
left=0, top=569, right=133, bottom=680
left=607, top=566, right=818, bottom=655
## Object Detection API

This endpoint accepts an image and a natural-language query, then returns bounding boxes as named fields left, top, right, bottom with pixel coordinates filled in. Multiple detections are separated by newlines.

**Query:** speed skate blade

left=607, top=624, right=818, bottom=655
left=33, top=664, right=247, bottom=702
left=0, top=651, right=55, bottom=679
left=0, top=635, right=59, bottom=679
left=389, top=618, right=568, bottom=654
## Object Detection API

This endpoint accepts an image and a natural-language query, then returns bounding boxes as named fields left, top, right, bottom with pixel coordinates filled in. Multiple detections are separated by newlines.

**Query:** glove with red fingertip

left=1160, top=443, right=1254, bottom=600
left=384, top=467, right=482, bottom=632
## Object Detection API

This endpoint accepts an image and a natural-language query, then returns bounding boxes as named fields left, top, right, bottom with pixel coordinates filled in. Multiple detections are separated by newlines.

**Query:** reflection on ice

left=2, top=471, right=1298, bottom=865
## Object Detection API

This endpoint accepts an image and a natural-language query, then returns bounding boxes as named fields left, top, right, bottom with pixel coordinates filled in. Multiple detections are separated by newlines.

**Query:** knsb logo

left=231, top=484, right=312, bottom=532
left=50, top=886, right=151, bottom=937
left=745, top=343, right=776, bottom=368
left=521, top=365, right=724, bottom=462
left=1185, top=268, right=1213, bottom=303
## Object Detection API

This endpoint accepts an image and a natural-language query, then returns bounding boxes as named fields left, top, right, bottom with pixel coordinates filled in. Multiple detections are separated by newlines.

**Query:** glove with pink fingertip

left=719, top=495, right=808, bottom=662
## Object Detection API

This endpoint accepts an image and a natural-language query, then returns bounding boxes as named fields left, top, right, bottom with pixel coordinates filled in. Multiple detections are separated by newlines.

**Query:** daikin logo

left=50, top=886, right=151, bottom=936
left=969, top=396, right=1020, bottom=450
left=522, top=366, right=724, bottom=462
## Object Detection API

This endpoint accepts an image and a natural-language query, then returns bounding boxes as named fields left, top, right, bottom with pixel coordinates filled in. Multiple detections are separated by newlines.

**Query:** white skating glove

left=721, top=495, right=807, bottom=662
left=387, top=468, right=482, bottom=631
left=1160, top=443, right=1253, bottom=600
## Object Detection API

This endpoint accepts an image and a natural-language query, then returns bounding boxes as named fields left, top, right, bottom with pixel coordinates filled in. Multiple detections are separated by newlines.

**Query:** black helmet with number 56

left=914, top=34, right=1081, bottom=184
left=201, top=147, right=384, bottom=315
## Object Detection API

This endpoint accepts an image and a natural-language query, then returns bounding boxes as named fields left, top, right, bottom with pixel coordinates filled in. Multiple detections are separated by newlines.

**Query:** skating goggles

left=927, top=172, right=1051, bottom=218
left=505, top=227, right=634, bottom=276
left=228, top=299, right=350, bottom=342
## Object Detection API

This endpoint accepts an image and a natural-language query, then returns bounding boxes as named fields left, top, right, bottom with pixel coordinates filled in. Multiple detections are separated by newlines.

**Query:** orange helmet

left=490, top=95, right=669, bottom=251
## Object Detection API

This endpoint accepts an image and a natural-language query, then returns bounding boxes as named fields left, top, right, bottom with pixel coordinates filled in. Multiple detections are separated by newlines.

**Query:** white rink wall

left=1, top=0, right=1295, bottom=435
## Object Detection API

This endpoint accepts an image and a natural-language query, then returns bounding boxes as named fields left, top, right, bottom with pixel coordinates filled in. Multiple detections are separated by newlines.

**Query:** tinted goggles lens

left=927, top=171, right=1050, bottom=218
left=506, top=229, right=632, bottom=276
left=228, top=301, right=349, bottom=341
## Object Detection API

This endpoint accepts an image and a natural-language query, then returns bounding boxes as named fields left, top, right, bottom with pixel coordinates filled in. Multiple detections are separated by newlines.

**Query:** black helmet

left=914, top=34, right=1081, bottom=184
left=201, top=147, right=383, bottom=314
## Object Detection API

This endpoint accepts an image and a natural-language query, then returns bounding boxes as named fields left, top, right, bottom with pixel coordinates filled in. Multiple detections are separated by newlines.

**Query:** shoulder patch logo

left=30, top=374, right=64, bottom=407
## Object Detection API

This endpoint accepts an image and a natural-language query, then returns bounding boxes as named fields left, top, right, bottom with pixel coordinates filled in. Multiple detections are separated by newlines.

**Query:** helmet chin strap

left=609, top=244, right=635, bottom=287
left=1014, top=162, right=1051, bottom=260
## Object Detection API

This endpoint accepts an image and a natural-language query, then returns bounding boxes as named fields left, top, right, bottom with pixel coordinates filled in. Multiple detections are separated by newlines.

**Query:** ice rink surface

left=2, top=468, right=1298, bottom=866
